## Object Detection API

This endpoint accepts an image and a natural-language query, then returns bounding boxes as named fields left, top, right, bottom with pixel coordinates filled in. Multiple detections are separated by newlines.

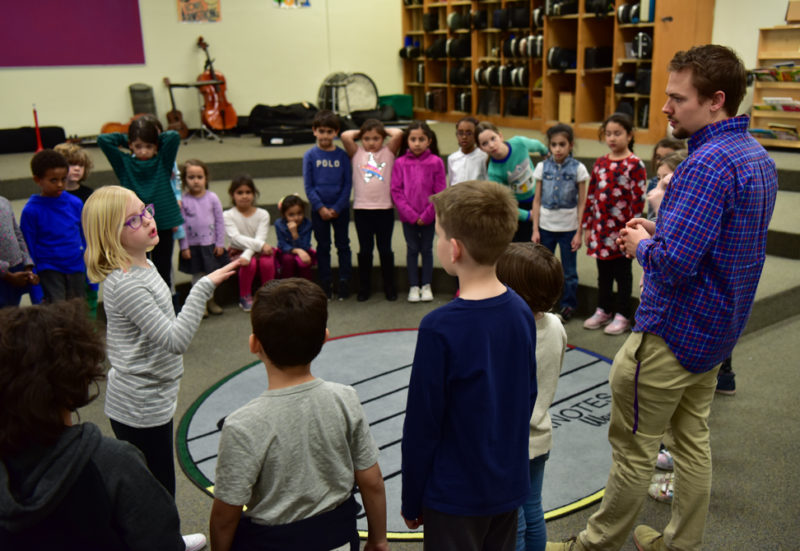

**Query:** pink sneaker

left=583, top=308, right=612, bottom=330
left=604, top=313, right=631, bottom=335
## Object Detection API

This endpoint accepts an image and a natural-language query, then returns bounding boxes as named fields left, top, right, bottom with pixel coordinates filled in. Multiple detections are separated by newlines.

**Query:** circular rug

left=177, top=329, right=613, bottom=541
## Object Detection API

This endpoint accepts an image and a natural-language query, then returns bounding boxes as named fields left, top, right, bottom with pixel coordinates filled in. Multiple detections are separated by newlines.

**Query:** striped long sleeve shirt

left=103, top=261, right=213, bottom=427
left=634, top=115, right=778, bottom=373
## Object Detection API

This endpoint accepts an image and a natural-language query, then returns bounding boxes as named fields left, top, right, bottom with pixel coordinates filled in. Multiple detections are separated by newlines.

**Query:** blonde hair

left=82, top=186, right=134, bottom=282
left=54, top=142, right=93, bottom=181
left=430, top=180, right=517, bottom=266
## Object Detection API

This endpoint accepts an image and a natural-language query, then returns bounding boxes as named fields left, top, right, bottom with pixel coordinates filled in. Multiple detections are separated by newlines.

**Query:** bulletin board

left=0, top=0, right=145, bottom=68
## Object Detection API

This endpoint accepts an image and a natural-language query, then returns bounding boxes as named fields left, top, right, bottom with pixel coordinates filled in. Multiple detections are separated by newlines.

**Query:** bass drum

left=317, top=72, right=379, bottom=117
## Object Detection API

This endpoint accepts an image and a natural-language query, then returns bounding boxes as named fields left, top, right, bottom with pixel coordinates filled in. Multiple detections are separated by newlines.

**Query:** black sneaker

left=338, top=280, right=350, bottom=300
left=716, top=367, right=736, bottom=395
left=557, top=306, right=575, bottom=323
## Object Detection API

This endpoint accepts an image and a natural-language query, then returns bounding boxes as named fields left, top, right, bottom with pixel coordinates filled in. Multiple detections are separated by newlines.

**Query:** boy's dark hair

left=181, top=159, right=210, bottom=190
left=251, top=278, right=328, bottom=368
left=0, top=300, right=106, bottom=456
left=546, top=123, right=574, bottom=145
left=669, top=44, right=747, bottom=116
left=431, top=180, right=517, bottom=266
left=398, top=120, right=440, bottom=157
left=600, top=112, right=636, bottom=152
left=128, top=115, right=161, bottom=145
left=496, top=242, right=564, bottom=314
left=228, top=174, right=260, bottom=199
left=359, top=118, right=387, bottom=138
left=279, top=193, right=307, bottom=216
left=30, top=149, right=68, bottom=178
left=312, top=109, right=341, bottom=131
left=651, top=137, right=686, bottom=171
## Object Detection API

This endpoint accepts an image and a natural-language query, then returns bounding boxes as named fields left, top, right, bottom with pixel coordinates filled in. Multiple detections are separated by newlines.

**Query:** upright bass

left=196, top=36, right=237, bottom=131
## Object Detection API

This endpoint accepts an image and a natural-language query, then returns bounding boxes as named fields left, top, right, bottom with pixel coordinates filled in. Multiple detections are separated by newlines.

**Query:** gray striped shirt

left=103, top=261, right=213, bottom=428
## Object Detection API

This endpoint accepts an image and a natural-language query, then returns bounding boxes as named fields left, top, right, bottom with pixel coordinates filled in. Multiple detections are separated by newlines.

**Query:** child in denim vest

left=531, top=123, right=589, bottom=323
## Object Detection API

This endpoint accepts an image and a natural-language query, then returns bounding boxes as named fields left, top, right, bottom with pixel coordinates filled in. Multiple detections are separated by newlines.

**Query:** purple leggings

left=278, top=249, right=317, bottom=281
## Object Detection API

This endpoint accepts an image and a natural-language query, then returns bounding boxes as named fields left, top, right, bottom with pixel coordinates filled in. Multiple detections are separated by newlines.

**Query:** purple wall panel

left=0, top=0, right=145, bottom=67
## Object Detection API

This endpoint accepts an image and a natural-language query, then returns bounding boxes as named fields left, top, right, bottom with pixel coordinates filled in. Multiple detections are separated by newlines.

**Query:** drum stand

left=186, top=120, right=223, bottom=144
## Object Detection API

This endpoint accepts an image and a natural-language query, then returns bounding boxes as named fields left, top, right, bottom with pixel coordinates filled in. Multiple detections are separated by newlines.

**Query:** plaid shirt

left=634, top=115, right=777, bottom=373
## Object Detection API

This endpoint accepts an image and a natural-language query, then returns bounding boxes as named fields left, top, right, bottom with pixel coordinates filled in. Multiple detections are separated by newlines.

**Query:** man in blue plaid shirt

left=548, top=45, right=778, bottom=551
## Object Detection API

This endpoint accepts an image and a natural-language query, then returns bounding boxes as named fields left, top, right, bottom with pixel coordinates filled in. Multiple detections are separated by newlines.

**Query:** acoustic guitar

left=196, top=36, right=237, bottom=131
left=163, top=77, right=190, bottom=139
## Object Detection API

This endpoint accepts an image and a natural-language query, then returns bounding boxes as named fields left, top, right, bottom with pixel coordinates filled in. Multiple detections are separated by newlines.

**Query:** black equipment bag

left=260, top=126, right=316, bottom=146
left=249, top=103, right=318, bottom=133
left=585, top=46, right=613, bottom=68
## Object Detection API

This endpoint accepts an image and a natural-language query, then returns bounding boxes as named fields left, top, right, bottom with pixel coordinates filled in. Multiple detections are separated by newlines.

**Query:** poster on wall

left=274, top=0, right=311, bottom=7
left=0, top=0, right=144, bottom=67
left=178, top=0, right=221, bottom=22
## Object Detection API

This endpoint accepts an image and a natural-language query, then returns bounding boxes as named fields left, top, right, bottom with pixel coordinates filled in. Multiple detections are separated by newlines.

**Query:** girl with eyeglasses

left=81, top=186, right=236, bottom=526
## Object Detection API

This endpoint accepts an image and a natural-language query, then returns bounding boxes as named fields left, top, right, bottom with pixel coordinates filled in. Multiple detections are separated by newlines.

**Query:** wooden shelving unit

left=400, top=0, right=715, bottom=144
left=750, top=26, right=800, bottom=149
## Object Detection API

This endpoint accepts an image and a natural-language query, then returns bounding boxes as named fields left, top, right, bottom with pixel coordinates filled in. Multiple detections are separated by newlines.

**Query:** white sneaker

left=407, top=286, right=421, bottom=303
left=183, top=533, right=207, bottom=551
left=420, top=284, right=433, bottom=302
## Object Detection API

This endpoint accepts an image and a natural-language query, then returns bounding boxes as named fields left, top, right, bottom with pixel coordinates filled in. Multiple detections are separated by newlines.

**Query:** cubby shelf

left=401, top=0, right=715, bottom=144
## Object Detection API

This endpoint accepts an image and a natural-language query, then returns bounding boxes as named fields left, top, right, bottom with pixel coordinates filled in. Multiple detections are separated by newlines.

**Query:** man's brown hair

left=251, top=278, right=328, bottom=368
left=431, top=180, right=517, bottom=266
left=668, top=44, right=747, bottom=117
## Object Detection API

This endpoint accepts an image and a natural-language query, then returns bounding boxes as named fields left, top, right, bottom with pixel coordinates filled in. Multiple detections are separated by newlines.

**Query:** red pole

left=33, top=104, right=44, bottom=152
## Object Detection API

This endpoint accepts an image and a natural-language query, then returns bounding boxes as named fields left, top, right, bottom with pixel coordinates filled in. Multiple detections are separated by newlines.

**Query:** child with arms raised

left=20, top=149, right=86, bottom=303
left=83, top=186, right=237, bottom=551
left=496, top=243, right=567, bottom=551
left=210, top=278, right=389, bottom=551
left=447, top=116, right=488, bottom=185
left=224, top=175, right=276, bottom=312
left=0, top=300, right=186, bottom=551
left=178, top=159, right=229, bottom=316
left=476, top=122, right=547, bottom=242
left=274, top=194, right=316, bottom=281
left=531, top=123, right=589, bottom=322
left=303, top=110, right=353, bottom=300
left=340, top=119, right=403, bottom=301
left=390, top=121, right=446, bottom=303
left=581, top=112, right=646, bottom=335
left=97, top=117, right=183, bottom=289
left=401, top=181, right=538, bottom=550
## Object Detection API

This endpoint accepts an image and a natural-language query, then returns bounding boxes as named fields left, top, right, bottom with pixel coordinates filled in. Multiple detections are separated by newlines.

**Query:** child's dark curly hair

left=0, top=300, right=106, bottom=456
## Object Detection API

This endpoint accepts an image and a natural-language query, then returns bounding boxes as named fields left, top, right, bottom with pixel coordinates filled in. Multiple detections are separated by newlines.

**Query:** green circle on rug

left=177, top=329, right=613, bottom=541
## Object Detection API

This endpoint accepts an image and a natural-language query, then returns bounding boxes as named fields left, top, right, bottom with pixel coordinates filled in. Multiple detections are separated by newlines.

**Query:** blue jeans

left=312, top=209, right=352, bottom=284
left=539, top=228, right=577, bottom=309
left=515, top=452, right=549, bottom=551
left=402, top=222, right=434, bottom=287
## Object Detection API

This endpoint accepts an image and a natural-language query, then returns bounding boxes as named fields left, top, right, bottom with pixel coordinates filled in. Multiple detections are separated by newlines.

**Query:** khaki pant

left=576, top=332, right=719, bottom=551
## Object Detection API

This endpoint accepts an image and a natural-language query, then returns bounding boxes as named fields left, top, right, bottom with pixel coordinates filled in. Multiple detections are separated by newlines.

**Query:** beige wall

left=3, top=0, right=403, bottom=137
left=0, top=0, right=792, bottom=136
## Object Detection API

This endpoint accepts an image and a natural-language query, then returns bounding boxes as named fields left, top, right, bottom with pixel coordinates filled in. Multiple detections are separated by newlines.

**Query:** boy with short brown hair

left=401, top=180, right=538, bottom=550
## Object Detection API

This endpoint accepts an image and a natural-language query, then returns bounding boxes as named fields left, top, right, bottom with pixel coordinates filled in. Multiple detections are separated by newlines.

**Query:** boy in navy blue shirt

left=303, top=110, right=353, bottom=299
left=20, top=150, right=86, bottom=303
left=401, top=180, right=538, bottom=550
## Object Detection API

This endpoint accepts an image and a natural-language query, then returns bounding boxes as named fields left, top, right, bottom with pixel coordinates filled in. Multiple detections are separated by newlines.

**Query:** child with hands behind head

left=531, top=123, right=589, bottom=323
left=340, top=119, right=404, bottom=301
left=496, top=243, right=567, bottom=551
left=401, top=181, right=537, bottom=550
left=274, top=194, right=317, bottom=281
left=97, top=117, right=183, bottom=290
left=178, top=159, right=229, bottom=316
left=0, top=300, right=188, bottom=551
left=209, top=278, right=389, bottom=551
left=581, top=112, right=646, bottom=335
left=224, top=175, right=277, bottom=312
left=390, top=121, right=446, bottom=303
left=82, top=186, right=236, bottom=550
